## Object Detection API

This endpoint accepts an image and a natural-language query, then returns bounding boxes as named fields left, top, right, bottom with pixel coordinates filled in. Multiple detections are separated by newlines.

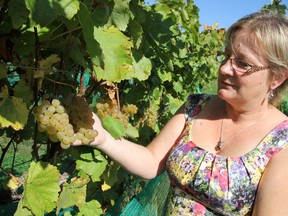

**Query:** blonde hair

left=225, top=10, right=288, bottom=105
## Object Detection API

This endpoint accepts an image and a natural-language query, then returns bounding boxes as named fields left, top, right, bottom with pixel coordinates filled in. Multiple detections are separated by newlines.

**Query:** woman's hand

left=71, top=112, right=107, bottom=148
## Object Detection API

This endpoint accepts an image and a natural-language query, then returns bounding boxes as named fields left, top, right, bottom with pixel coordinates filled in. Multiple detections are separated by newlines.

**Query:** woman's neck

left=223, top=101, right=270, bottom=124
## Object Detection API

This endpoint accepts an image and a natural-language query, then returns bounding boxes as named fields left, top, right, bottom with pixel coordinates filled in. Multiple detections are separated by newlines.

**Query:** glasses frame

left=218, top=55, right=270, bottom=74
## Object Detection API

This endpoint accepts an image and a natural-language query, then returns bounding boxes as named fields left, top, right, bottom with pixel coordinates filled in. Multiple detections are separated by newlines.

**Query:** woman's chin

left=217, top=89, right=233, bottom=101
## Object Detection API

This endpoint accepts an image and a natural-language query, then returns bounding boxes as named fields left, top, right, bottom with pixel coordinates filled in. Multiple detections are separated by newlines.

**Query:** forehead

left=228, top=29, right=264, bottom=59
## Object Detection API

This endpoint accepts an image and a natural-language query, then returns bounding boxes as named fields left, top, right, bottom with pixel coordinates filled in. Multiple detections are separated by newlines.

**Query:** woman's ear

left=270, top=71, right=288, bottom=90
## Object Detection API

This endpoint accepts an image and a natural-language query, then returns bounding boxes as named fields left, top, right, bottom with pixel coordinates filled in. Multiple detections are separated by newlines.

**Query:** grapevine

left=138, top=106, right=158, bottom=129
left=35, top=95, right=98, bottom=149
left=96, top=100, right=138, bottom=127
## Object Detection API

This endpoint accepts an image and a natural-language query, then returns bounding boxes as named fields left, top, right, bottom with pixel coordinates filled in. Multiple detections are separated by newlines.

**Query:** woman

left=73, top=11, right=288, bottom=215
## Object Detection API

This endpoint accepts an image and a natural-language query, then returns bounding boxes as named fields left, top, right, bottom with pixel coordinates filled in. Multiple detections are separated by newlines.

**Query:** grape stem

left=43, top=77, right=76, bottom=90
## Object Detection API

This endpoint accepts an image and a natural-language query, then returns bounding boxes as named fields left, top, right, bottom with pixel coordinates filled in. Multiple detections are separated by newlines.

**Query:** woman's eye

left=234, top=59, right=250, bottom=68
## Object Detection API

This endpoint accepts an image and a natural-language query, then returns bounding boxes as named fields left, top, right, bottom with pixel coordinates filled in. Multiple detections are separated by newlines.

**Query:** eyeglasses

left=217, top=55, right=269, bottom=74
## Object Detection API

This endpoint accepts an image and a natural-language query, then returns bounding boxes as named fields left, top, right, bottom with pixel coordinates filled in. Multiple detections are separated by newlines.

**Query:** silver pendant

left=215, top=141, right=223, bottom=151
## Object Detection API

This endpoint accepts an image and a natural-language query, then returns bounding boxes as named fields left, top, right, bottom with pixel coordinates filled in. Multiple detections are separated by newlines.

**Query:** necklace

left=215, top=109, right=268, bottom=151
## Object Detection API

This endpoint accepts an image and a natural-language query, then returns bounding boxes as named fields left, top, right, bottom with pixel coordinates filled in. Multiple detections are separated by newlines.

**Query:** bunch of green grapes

left=63, top=95, right=98, bottom=145
left=96, top=101, right=138, bottom=127
left=35, top=98, right=76, bottom=149
left=35, top=95, right=98, bottom=148
left=137, top=106, right=158, bottom=129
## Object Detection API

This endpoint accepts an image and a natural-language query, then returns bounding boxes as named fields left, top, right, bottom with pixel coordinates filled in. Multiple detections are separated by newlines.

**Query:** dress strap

left=185, top=94, right=212, bottom=121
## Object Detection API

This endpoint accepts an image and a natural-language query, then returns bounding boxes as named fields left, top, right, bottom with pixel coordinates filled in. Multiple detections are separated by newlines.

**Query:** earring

left=269, top=90, right=275, bottom=100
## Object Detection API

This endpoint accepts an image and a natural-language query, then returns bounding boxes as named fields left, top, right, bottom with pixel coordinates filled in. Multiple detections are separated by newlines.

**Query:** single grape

left=56, top=131, right=65, bottom=140
left=52, top=98, right=60, bottom=107
left=82, top=136, right=92, bottom=145
left=47, top=105, right=56, bottom=113
left=37, top=123, right=47, bottom=132
left=40, top=115, right=50, bottom=125
left=49, top=134, right=59, bottom=142
left=60, top=142, right=70, bottom=149
left=62, top=136, right=71, bottom=145
left=47, top=125, right=57, bottom=135
left=56, top=105, right=65, bottom=114
left=84, top=129, right=98, bottom=139
left=76, top=132, right=84, bottom=140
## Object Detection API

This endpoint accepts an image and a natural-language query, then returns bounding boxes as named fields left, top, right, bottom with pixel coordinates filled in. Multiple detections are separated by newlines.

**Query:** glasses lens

left=231, top=59, right=250, bottom=73
left=217, top=55, right=227, bottom=63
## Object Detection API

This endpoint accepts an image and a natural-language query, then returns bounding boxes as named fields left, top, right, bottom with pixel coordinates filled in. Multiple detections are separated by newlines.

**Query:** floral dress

left=166, top=94, right=288, bottom=215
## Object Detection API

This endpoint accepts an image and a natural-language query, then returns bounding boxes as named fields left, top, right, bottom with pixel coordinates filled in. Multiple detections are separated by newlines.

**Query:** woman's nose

left=219, top=59, right=234, bottom=76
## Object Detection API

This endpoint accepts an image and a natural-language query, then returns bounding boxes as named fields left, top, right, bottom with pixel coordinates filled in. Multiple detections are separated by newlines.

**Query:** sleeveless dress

left=166, top=94, right=288, bottom=215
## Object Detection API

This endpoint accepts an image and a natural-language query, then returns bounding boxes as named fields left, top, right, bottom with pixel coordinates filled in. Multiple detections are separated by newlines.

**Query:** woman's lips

left=219, top=78, right=237, bottom=88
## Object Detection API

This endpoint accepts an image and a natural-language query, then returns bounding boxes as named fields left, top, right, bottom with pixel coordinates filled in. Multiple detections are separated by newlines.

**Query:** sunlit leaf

left=78, top=200, right=102, bottom=216
left=56, top=177, right=89, bottom=215
left=101, top=182, right=111, bottom=191
left=0, top=86, right=29, bottom=130
left=14, top=199, right=34, bottom=216
left=111, top=0, right=131, bottom=31
left=76, top=157, right=108, bottom=182
left=165, top=94, right=183, bottom=114
left=22, top=161, right=60, bottom=216
left=125, top=125, right=139, bottom=139
left=158, top=70, right=172, bottom=82
left=2, top=176, right=21, bottom=190
left=173, top=80, right=183, bottom=94
left=102, top=116, right=125, bottom=139
left=93, top=26, right=133, bottom=82
left=132, top=51, right=152, bottom=81
left=79, top=148, right=103, bottom=161
left=55, top=0, right=79, bottom=20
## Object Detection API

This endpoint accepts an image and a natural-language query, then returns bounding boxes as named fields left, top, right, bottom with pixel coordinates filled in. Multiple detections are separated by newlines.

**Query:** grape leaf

left=55, top=0, right=79, bottom=20
left=165, top=94, right=183, bottom=115
left=25, top=0, right=57, bottom=27
left=14, top=199, right=34, bottom=216
left=22, top=161, right=60, bottom=216
left=129, top=20, right=143, bottom=49
left=8, top=0, right=29, bottom=29
left=78, top=200, right=102, bottom=216
left=76, top=158, right=108, bottom=182
left=125, top=125, right=139, bottom=139
left=103, top=164, right=122, bottom=186
left=93, top=26, right=133, bottom=82
left=79, top=148, right=103, bottom=161
left=0, top=86, right=29, bottom=130
left=102, top=116, right=125, bottom=139
left=14, top=79, right=34, bottom=106
left=111, top=0, right=131, bottom=31
left=56, top=177, right=89, bottom=215
left=78, top=3, right=103, bottom=68
left=132, top=51, right=152, bottom=81
left=2, top=176, right=21, bottom=190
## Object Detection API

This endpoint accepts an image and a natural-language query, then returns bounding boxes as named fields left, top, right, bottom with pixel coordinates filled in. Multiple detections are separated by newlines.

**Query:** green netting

left=105, top=172, right=170, bottom=216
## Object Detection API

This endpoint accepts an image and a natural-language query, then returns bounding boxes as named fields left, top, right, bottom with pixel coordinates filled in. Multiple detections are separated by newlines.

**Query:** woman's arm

left=72, top=105, right=186, bottom=179
left=252, top=148, right=288, bottom=215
